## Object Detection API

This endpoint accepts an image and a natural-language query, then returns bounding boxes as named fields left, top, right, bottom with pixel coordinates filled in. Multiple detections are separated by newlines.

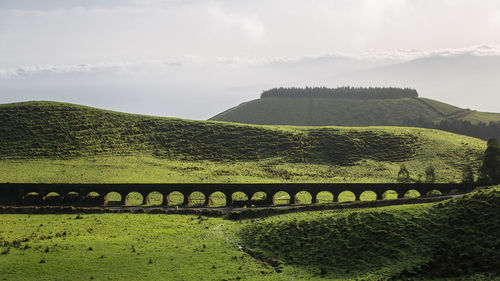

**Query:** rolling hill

left=210, top=92, right=500, bottom=127
left=0, top=101, right=486, bottom=183
left=241, top=185, right=500, bottom=280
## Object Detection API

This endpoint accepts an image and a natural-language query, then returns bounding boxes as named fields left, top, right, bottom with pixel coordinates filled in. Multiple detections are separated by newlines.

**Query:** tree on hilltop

left=260, top=86, right=419, bottom=99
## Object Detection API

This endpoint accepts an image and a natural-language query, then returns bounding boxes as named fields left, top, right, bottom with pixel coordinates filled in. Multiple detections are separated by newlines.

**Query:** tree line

left=405, top=117, right=500, bottom=141
left=261, top=87, right=419, bottom=99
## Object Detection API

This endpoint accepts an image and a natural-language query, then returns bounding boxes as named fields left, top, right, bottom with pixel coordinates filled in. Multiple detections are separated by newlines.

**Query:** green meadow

left=0, top=101, right=486, bottom=183
left=0, top=101, right=497, bottom=280
left=239, top=186, right=500, bottom=280
left=1, top=186, right=499, bottom=280
left=0, top=155, right=483, bottom=184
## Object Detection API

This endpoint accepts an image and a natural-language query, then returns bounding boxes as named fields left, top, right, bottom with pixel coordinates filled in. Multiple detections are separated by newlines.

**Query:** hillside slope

left=0, top=101, right=486, bottom=183
left=240, top=185, right=500, bottom=280
left=2, top=188, right=498, bottom=280
left=210, top=96, right=500, bottom=126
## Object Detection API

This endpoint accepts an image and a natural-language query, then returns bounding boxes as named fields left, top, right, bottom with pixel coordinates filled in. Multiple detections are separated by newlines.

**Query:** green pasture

left=240, top=185, right=500, bottom=280
left=0, top=101, right=487, bottom=184
left=0, top=151, right=484, bottom=184
left=0, top=214, right=275, bottom=281
left=0, top=101, right=495, bottom=280
left=1, top=186, right=498, bottom=280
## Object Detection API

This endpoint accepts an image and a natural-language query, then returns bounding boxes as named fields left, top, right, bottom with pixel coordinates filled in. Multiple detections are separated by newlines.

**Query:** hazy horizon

left=1, top=0, right=500, bottom=119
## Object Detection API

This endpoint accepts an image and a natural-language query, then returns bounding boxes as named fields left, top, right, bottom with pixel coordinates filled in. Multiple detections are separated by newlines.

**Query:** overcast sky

left=1, top=0, right=500, bottom=119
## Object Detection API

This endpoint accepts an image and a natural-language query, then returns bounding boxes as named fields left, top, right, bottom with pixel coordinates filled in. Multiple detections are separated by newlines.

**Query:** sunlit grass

left=0, top=152, right=484, bottom=184
left=0, top=102, right=486, bottom=185
left=240, top=186, right=500, bottom=280
left=3, top=188, right=498, bottom=280
left=0, top=214, right=275, bottom=281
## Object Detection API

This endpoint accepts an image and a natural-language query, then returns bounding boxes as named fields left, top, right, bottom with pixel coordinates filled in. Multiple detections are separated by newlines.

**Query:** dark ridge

left=261, top=86, right=418, bottom=99
left=406, top=117, right=500, bottom=141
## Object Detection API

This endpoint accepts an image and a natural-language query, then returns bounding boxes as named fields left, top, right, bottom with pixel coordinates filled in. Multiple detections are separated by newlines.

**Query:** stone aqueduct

left=0, top=183, right=479, bottom=207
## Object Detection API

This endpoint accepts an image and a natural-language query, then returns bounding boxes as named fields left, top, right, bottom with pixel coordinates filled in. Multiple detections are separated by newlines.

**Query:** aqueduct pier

left=0, top=183, right=479, bottom=207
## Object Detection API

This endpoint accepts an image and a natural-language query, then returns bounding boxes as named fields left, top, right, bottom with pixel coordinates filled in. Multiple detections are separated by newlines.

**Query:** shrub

left=397, top=164, right=411, bottom=183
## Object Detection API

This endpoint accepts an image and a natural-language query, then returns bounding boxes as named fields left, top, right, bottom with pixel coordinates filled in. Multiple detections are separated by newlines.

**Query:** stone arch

left=382, top=190, right=399, bottom=200
left=166, top=191, right=184, bottom=206
left=188, top=191, right=206, bottom=206
left=273, top=191, right=291, bottom=205
left=426, top=189, right=442, bottom=197
left=43, top=192, right=63, bottom=205
left=251, top=191, right=267, bottom=201
left=104, top=192, right=122, bottom=205
left=208, top=191, right=226, bottom=207
left=43, top=191, right=61, bottom=199
left=231, top=192, right=249, bottom=201
left=250, top=191, right=268, bottom=206
left=85, top=191, right=101, bottom=198
left=403, top=189, right=421, bottom=198
left=125, top=192, right=144, bottom=206
left=63, top=192, right=81, bottom=204
left=337, top=190, right=356, bottom=202
left=22, top=192, right=42, bottom=205
left=316, top=191, right=334, bottom=203
left=359, top=190, right=377, bottom=201
left=293, top=191, right=312, bottom=205
left=146, top=191, right=164, bottom=206
left=231, top=192, right=249, bottom=207
left=83, top=191, right=104, bottom=205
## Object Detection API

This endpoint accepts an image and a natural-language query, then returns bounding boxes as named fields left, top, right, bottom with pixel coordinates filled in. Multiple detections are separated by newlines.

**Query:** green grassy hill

left=0, top=101, right=486, bottom=183
left=240, top=185, right=500, bottom=280
left=210, top=96, right=500, bottom=126
left=1, top=186, right=498, bottom=280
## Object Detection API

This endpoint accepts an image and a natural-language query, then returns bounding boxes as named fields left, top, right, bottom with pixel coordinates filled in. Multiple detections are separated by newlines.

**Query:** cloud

left=2, top=44, right=500, bottom=80
left=0, top=60, right=181, bottom=80
left=1, top=1, right=500, bottom=119
left=2, top=0, right=500, bottom=67
left=205, top=5, right=266, bottom=42
left=491, top=9, right=500, bottom=26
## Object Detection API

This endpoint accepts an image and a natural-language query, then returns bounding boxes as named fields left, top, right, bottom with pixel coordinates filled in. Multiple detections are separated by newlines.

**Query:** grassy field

left=0, top=101, right=496, bottom=280
left=1, top=186, right=498, bottom=280
left=210, top=96, right=500, bottom=126
left=240, top=185, right=500, bottom=280
left=0, top=214, right=272, bottom=281
left=0, top=155, right=484, bottom=184
left=0, top=101, right=486, bottom=183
